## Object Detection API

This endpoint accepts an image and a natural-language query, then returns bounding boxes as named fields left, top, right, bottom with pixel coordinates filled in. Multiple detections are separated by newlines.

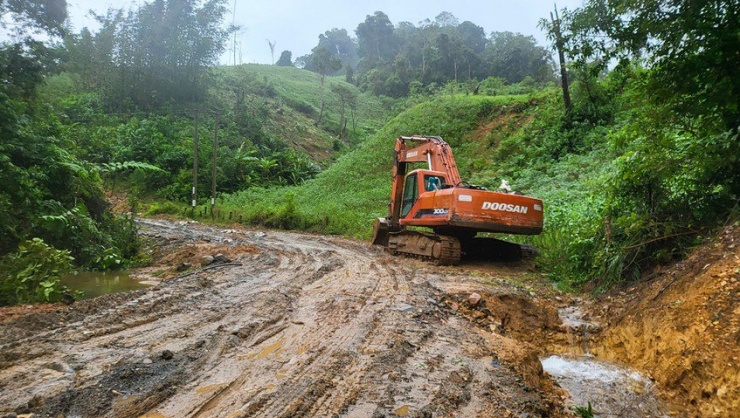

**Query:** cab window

left=401, top=174, right=418, bottom=218
left=424, top=175, right=444, bottom=191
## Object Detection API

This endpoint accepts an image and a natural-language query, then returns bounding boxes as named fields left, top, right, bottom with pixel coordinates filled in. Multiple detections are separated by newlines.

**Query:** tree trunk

left=551, top=10, right=571, bottom=112
left=338, top=103, right=346, bottom=139
left=316, top=75, right=326, bottom=125
left=351, top=107, right=356, bottom=134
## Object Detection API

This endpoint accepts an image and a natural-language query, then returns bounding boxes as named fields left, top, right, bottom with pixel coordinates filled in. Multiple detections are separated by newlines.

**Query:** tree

left=539, top=8, right=571, bottom=111
left=276, top=50, right=292, bottom=66
left=485, top=32, right=554, bottom=84
left=330, top=83, right=358, bottom=139
left=267, top=39, right=276, bottom=64
left=312, top=46, right=342, bottom=125
left=0, top=0, right=68, bottom=37
left=317, top=28, right=358, bottom=71
left=430, top=33, right=461, bottom=82
left=0, top=0, right=68, bottom=97
left=300, top=28, right=357, bottom=75
left=69, top=0, right=235, bottom=109
left=355, top=11, right=396, bottom=64
left=345, top=64, right=354, bottom=83
left=456, top=21, right=488, bottom=54
left=434, top=11, right=459, bottom=28
left=561, top=0, right=739, bottom=130
left=425, top=32, right=480, bottom=84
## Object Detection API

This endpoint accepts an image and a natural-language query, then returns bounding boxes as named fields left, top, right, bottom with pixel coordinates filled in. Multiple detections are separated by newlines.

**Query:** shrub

left=0, top=238, right=75, bottom=305
left=283, top=96, right=317, bottom=116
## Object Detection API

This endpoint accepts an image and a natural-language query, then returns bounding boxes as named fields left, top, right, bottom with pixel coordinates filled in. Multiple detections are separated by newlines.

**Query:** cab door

left=400, top=173, right=418, bottom=218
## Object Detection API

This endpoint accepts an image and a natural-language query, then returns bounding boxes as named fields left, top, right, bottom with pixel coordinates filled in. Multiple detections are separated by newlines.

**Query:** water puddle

left=248, top=337, right=285, bottom=359
left=60, top=271, right=149, bottom=299
left=541, top=355, right=667, bottom=417
left=393, top=405, right=410, bottom=416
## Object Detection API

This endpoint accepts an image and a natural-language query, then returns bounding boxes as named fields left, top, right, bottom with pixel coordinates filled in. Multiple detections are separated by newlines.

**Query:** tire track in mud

left=250, top=260, right=403, bottom=418
left=172, top=245, right=393, bottom=417
left=0, top=220, right=568, bottom=418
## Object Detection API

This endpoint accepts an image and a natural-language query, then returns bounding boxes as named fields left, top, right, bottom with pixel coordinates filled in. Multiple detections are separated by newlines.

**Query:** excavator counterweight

left=372, top=136, right=543, bottom=265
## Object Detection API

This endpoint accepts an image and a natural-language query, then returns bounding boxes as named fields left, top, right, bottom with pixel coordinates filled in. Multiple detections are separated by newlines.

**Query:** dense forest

left=1, top=0, right=737, bottom=305
left=295, top=11, right=554, bottom=97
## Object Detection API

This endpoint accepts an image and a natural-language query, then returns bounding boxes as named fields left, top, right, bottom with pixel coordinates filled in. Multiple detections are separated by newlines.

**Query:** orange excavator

left=371, top=135, right=544, bottom=265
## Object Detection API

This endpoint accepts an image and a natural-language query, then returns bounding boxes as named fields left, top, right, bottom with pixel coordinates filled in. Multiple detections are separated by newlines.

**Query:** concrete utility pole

left=192, top=111, right=199, bottom=217
left=210, top=114, right=219, bottom=219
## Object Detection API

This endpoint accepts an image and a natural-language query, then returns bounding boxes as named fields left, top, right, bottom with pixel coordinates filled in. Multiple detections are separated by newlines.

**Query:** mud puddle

left=541, top=355, right=667, bottom=417
left=60, top=271, right=149, bottom=299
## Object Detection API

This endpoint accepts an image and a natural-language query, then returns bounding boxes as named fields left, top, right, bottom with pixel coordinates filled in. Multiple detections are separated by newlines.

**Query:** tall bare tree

left=267, top=39, right=276, bottom=64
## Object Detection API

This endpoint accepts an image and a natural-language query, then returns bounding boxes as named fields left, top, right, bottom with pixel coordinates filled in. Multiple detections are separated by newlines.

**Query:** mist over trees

left=62, top=0, right=235, bottom=110
left=298, top=11, right=555, bottom=97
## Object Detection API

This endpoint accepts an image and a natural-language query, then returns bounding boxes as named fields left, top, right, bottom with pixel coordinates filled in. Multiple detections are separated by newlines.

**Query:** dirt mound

left=589, top=224, right=740, bottom=417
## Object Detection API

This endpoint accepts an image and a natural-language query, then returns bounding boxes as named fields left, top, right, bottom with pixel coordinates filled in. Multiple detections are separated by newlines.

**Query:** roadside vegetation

left=1, top=0, right=737, bottom=304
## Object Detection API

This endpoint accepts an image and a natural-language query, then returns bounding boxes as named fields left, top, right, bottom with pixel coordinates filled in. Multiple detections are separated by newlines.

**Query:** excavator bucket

left=371, top=218, right=390, bottom=247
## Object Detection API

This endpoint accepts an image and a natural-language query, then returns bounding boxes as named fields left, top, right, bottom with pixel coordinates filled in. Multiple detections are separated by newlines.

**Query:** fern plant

left=96, top=161, right=165, bottom=173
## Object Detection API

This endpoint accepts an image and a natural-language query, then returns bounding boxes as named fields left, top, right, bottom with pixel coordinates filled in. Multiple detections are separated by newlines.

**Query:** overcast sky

left=64, top=0, right=584, bottom=65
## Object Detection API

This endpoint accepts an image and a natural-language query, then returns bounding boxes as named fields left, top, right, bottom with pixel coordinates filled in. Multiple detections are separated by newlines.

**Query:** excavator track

left=435, top=235, right=462, bottom=265
left=387, top=231, right=461, bottom=266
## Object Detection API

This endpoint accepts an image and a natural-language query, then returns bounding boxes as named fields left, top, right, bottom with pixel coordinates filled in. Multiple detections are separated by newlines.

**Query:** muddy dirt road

left=0, top=219, right=569, bottom=418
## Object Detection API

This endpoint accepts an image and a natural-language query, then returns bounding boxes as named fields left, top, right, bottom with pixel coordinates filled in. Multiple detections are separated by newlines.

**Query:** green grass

left=220, top=94, right=536, bottom=239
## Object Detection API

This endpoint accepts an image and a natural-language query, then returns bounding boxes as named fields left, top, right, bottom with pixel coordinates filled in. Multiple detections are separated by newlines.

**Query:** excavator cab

left=400, top=169, right=448, bottom=218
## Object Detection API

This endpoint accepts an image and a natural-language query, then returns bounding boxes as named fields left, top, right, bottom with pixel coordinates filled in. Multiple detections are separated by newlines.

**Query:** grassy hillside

left=210, top=65, right=390, bottom=160
left=37, top=64, right=392, bottom=204
left=220, top=94, right=542, bottom=238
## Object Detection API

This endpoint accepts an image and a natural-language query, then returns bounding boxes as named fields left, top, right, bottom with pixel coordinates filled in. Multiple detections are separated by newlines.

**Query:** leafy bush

left=283, top=96, right=317, bottom=116
left=602, top=122, right=739, bottom=282
left=573, top=402, right=594, bottom=418
left=0, top=238, right=75, bottom=305
left=94, top=247, right=124, bottom=271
